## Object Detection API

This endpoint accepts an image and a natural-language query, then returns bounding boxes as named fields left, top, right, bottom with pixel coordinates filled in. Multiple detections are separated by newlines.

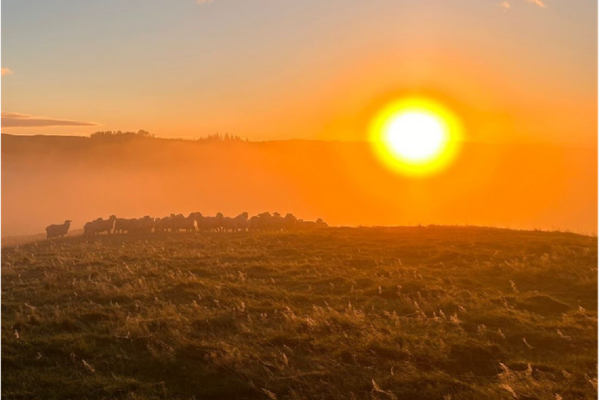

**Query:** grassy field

left=1, top=227, right=597, bottom=400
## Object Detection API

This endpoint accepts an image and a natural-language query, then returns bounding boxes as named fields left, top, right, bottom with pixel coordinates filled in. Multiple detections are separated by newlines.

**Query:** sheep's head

left=65, top=220, right=72, bottom=224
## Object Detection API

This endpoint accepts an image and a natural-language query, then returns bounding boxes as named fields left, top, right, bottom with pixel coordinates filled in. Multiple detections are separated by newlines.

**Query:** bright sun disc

left=370, top=98, right=463, bottom=176
left=386, top=111, right=446, bottom=162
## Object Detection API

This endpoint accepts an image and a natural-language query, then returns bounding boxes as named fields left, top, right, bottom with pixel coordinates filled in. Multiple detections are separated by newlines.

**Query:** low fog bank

left=2, top=134, right=596, bottom=236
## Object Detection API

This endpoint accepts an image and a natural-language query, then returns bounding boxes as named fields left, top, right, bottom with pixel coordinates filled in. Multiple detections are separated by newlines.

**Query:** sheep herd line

left=44, top=212, right=329, bottom=239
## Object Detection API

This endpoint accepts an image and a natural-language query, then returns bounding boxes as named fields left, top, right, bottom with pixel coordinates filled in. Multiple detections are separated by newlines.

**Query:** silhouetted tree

left=90, top=130, right=155, bottom=141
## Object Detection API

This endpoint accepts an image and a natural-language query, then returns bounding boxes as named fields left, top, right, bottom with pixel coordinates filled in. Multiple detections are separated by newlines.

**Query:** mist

left=2, top=134, right=596, bottom=237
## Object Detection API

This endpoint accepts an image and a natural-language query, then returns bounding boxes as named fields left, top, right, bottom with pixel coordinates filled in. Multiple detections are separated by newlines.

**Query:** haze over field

left=1, top=134, right=596, bottom=236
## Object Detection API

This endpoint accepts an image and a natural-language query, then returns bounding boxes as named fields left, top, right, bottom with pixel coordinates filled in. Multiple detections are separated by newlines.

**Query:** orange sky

left=1, top=0, right=597, bottom=147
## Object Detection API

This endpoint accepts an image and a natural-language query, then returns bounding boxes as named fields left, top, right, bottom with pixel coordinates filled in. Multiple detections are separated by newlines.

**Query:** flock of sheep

left=45, top=212, right=329, bottom=239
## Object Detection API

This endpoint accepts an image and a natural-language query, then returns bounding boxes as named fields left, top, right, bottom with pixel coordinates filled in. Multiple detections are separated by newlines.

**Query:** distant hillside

left=2, top=133, right=597, bottom=236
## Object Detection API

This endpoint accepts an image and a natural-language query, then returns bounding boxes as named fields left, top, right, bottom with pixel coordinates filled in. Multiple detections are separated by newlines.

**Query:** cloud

left=497, top=0, right=547, bottom=9
left=526, top=0, right=547, bottom=7
left=1, top=112, right=99, bottom=128
left=1, top=67, right=14, bottom=76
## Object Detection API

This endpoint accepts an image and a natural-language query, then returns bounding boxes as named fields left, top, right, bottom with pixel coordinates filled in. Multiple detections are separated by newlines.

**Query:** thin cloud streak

left=2, top=112, right=99, bottom=128
left=497, top=0, right=547, bottom=10
left=527, top=0, right=547, bottom=7
left=1, top=67, right=14, bottom=76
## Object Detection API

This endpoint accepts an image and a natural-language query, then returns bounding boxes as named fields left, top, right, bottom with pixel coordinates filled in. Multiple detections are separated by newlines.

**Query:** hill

left=2, top=134, right=597, bottom=236
left=2, top=227, right=597, bottom=399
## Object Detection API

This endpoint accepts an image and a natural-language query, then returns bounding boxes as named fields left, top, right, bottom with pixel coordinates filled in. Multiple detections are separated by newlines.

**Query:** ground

left=1, top=227, right=597, bottom=400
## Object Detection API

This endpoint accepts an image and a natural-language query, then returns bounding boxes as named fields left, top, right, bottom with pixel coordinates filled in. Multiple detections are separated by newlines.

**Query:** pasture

left=1, top=227, right=597, bottom=399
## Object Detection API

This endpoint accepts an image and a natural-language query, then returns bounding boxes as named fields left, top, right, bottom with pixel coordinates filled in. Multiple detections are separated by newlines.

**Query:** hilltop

left=2, top=226, right=597, bottom=399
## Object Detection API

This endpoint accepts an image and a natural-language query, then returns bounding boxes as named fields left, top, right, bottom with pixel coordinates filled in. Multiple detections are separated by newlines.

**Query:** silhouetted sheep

left=221, top=212, right=249, bottom=232
left=154, top=216, right=172, bottom=233
left=115, top=218, right=134, bottom=234
left=297, top=219, right=317, bottom=230
left=172, top=213, right=196, bottom=233
left=197, top=212, right=223, bottom=232
left=233, top=212, right=249, bottom=232
left=284, top=213, right=298, bottom=230
left=46, top=220, right=72, bottom=239
left=133, top=216, right=155, bottom=233
left=76, top=211, right=328, bottom=237
left=84, top=215, right=117, bottom=236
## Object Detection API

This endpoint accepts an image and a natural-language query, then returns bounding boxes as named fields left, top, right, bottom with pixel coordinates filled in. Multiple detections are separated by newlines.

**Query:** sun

left=370, top=97, right=463, bottom=176
left=385, top=111, right=446, bottom=162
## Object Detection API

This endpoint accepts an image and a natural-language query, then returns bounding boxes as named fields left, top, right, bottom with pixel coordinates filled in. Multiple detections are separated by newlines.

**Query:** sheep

left=79, top=211, right=326, bottom=237
left=293, top=217, right=328, bottom=230
left=233, top=212, right=249, bottom=232
left=172, top=213, right=195, bottom=233
left=136, top=216, right=155, bottom=233
left=45, top=220, right=72, bottom=239
left=154, top=216, right=172, bottom=233
left=84, top=215, right=117, bottom=236
left=248, top=216, right=261, bottom=232
left=222, top=216, right=235, bottom=232
left=98, top=215, right=117, bottom=234
left=198, top=213, right=223, bottom=232
left=250, top=212, right=272, bottom=231
left=284, top=213, right=298, bottom=230
left=221, top=213, right=248, bottom=232
left=115, top=218, right=134, bottom=234
left=215, top=212, right=224, bottom=232
left=193, top=212, right=215, bottom=233
left=192, top=213, right=205, bottom=232
left=297, top=219, right=317, bottom=230
left=83, top=222, right=94, bottom=236
left=271, top=212, right=286, bottom=231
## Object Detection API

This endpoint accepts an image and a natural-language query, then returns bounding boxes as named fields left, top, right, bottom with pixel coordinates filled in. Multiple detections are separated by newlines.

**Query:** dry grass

left=1, top=226, right=597, bottom=399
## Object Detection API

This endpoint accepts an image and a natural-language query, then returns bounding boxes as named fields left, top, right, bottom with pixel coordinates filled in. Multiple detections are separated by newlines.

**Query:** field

left=1, top=227, right=597, bottom=400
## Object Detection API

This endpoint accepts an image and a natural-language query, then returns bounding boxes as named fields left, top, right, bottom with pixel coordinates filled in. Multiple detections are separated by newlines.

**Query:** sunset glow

left=0, top=2, right=597, bottom=398
left=370, top=98, right=463, bottom=176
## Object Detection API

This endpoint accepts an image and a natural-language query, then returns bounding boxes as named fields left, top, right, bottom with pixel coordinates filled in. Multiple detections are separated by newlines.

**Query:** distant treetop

left=195, top=133, right=246, bottom=143
left=90, top=130, right=154, bottom=140
left=89, top=130, right=247, bottom=143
